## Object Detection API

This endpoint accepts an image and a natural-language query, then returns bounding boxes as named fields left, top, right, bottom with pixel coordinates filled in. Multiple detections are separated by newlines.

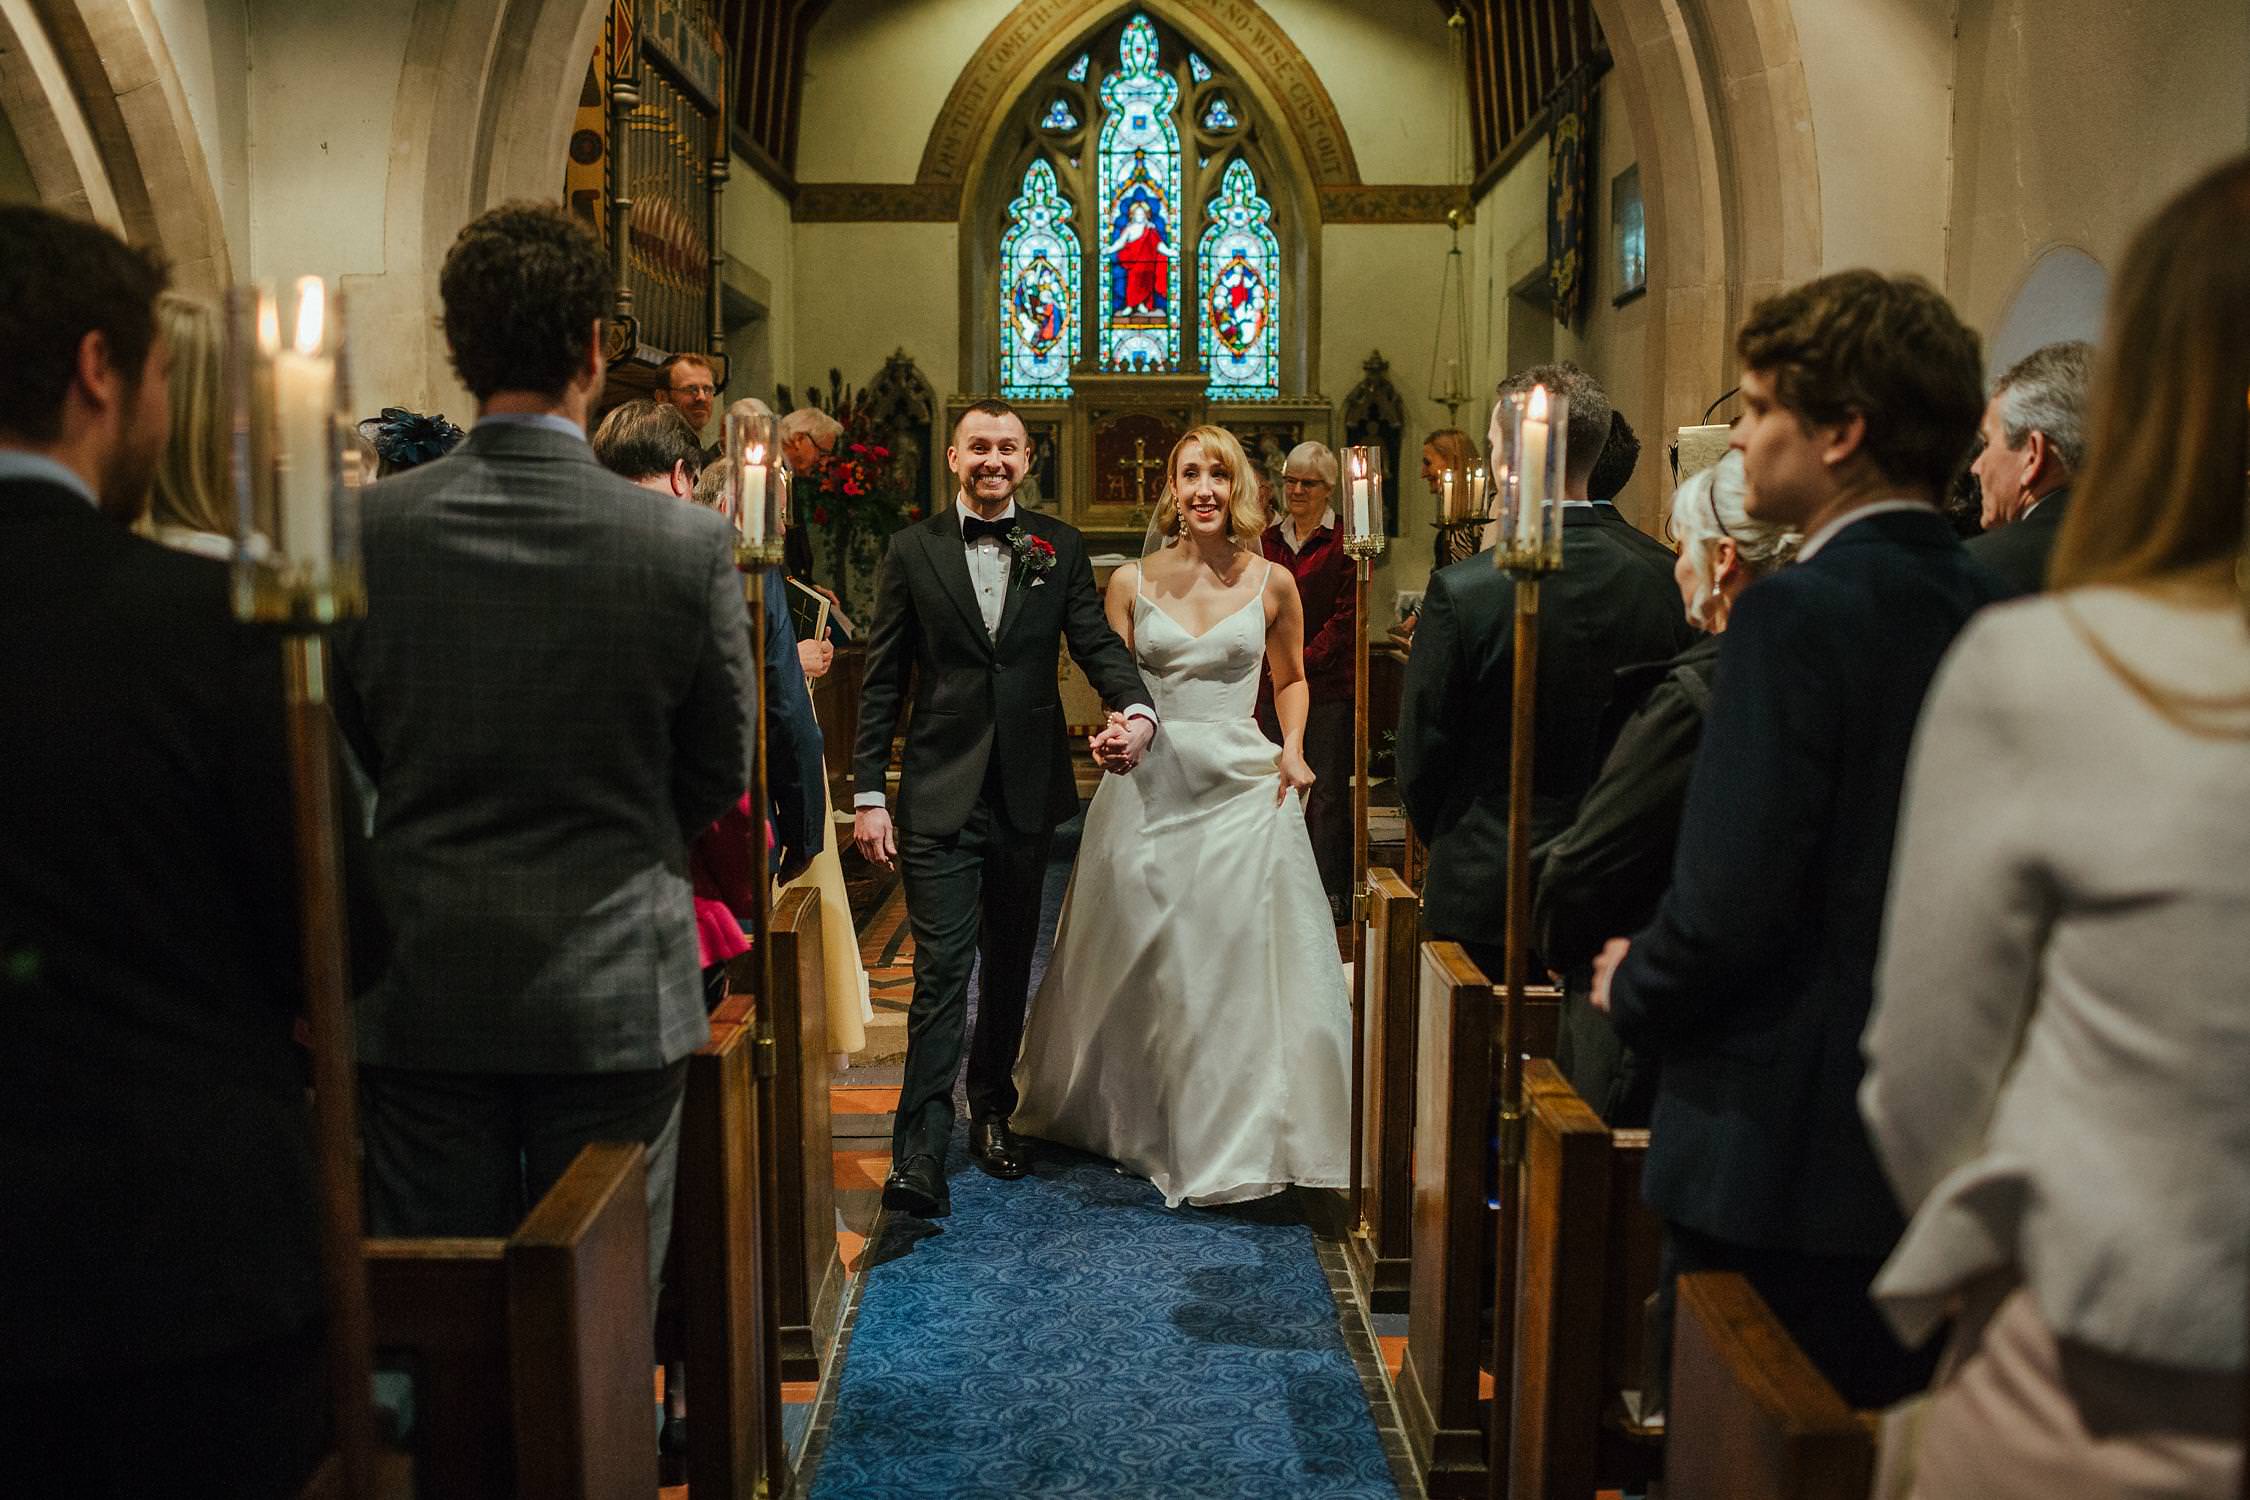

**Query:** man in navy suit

left=1595, top=270, right=2006, bottom=1408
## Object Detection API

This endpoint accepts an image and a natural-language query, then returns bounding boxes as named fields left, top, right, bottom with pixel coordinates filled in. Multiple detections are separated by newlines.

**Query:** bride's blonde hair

left=1152, top=425, right=1265, bottom=544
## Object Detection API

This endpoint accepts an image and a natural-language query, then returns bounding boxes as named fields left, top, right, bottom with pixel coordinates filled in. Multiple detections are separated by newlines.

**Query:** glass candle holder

left=1342, top=444, right=1386, bottom=560
left=1440, top=462, right=1491, bottom=525
left=226, top=277, right=365, bottom=626
left=725, top=406, right=785, bottom=568
left=1492, top=384, right=1567, bottom=575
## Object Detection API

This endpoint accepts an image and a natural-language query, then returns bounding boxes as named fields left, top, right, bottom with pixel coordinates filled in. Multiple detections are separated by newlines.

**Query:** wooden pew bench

left=1348, top=867, right=1421, bottom=1311
left=1664, top=1271, right=1878, bottom=1500
left=365, top=1142, right=653, bottom=1500
left=1507, top=1060, right=1663, bottom=1500
left=1395, top=942, right=1562, bottom=1497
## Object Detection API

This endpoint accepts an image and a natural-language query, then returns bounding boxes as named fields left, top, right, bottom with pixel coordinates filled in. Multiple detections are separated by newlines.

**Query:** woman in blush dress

left=1012, top=424, right=1350, bottom=1208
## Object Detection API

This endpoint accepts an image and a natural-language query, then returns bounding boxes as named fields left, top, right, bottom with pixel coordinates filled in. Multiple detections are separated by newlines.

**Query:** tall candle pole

left=1341, top=446, right=1385, bottom=1222
left=228, top=278, right=374, bottom=1497
left=1485, top=385, right=1565, bottom=1496
left=724, top=406, right=788, bottom=1484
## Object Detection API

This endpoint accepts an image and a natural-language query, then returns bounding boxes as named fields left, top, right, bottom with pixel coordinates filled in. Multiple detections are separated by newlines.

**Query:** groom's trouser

left=894, top=791, right=1053, bottom=1163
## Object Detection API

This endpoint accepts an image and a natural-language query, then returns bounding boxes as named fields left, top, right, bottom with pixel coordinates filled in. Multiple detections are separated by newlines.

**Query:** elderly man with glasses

left=1256, top=440, right=1355, bottom=923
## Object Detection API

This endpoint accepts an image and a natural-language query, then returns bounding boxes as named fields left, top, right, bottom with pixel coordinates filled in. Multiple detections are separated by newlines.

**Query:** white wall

left=1790, top=0, right=1953, bottom=279
left=145, top=0, right=249, bottom=259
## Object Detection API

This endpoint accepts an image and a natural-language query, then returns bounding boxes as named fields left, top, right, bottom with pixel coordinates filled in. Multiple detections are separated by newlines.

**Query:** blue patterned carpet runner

left=806, top=1139, right=1398, bottom=1499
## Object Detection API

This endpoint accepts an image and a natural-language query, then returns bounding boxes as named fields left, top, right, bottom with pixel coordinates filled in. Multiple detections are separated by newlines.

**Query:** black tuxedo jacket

left=1609, top=508, right=2007, bottom=1256
left=0, top=479, right=318, bottom=1380
left=1397, top=503, right=1693, bottom=946
left=853, top=505, right=1151, bottom=837
left=1963, top=486, right=2068, bottom=598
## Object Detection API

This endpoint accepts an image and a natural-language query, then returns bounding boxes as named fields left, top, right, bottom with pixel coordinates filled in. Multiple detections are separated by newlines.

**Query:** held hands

left=1275, top=748, right=1315, bottom=806
left=1088, top=710, right=1155, bottom=774
left=853, top=806, right=898, bottom=871
left=1589, top=936, right=1631, bottom=1015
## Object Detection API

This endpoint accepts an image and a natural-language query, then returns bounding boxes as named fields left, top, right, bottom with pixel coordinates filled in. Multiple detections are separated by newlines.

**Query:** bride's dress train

left=1012, top=564, right=1351, bottom=1207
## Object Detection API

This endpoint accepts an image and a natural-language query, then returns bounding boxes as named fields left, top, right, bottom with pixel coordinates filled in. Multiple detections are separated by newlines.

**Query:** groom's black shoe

left=881, top=1153, right=950, bottom=1218
left=970, top=1115, right=1030, bottom=1180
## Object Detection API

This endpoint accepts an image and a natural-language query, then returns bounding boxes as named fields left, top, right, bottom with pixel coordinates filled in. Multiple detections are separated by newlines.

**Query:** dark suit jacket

left=853, top=506, right=1151, bottom=837
left=1609, top=508, right=2008, bottom=1256
left=1963, top=486, right=2068, bottom=598
left=0, top=479, right=318, bottom=1379
left=1397, top=503, right=1693, bottom=946
left=333, top=422, right=788, bottom=1074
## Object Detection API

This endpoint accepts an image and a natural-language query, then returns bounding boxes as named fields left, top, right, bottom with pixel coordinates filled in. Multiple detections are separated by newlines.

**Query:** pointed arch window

left=992, top=12, right=1296, bottom=403
left=999, top=158, right=1082, bottom=401
left=1199, top=158, right=1279, bottom=398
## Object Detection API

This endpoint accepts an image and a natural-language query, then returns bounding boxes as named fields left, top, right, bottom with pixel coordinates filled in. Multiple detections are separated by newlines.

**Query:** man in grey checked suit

left=334, top=203, right=786, bottom=1268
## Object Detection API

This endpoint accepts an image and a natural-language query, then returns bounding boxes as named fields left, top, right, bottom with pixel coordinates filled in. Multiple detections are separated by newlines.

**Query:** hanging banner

left=1546, top=68, right=1593, bottom=328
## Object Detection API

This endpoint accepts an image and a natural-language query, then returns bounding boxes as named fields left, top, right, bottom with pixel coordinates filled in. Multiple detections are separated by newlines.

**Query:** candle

left=1517, top=384, right=1550, bottom=550
left=1446, top=357, right=1460, bottom=398
left=273, top=278, right=334, bottom=568
left=1347, top=450, right=1370, bottom=539
left=1468, top=463, right=1489, bottom=519
left=1440, top=467, right=1457, bottom=522
left=740, top=442, right=768, bottom=547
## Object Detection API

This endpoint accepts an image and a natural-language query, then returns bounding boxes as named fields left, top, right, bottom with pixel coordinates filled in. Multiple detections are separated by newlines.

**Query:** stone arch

left=1586, top=0, right=1821, bottom=440
left=370, top=0, right=607, bottom=409
left=955, top=1, right=1326, bottom=393
left=0, top=0, right=229, bottom=286
left=926, top=0, right=1356, bottom=213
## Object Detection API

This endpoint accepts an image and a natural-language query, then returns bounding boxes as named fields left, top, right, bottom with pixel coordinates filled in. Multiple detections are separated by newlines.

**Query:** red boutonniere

left=1007, top=526, right=1057, bottom=586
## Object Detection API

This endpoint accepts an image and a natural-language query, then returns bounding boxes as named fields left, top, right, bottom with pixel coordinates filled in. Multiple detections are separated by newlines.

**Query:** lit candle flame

left=257, top=293, right=279, bottom=354
left=1529, top=384, right=1549, bottom=421
left=745, top=443, right=766, bottom=467
left=291, top=277, right=324, bottom=357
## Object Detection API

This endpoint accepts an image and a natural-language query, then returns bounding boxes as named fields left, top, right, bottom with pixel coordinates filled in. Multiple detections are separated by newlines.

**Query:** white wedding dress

left=1011, top=560, right=1352, bottom=1208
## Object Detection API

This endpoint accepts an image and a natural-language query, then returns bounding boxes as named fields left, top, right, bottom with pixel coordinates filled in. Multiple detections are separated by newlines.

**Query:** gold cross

left=1117, top=436, right=1164, bottom=507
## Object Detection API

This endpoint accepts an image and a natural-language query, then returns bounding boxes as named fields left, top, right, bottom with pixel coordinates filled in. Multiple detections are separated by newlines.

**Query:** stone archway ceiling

left=792, top=0, right=1471, bottom=226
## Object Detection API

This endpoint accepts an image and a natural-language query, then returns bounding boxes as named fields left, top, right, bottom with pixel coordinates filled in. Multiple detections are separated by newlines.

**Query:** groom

left=853, top=399, right=1155, bottom=1218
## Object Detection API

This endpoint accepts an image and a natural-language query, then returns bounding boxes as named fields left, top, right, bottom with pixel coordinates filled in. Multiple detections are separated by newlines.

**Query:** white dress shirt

left=962, top=501, right=1017, bottom=634
left=0, top=450, right=99, bottom=508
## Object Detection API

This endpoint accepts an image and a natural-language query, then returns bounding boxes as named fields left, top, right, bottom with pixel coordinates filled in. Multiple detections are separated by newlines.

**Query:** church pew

left=1397, top=941, right=1496, bottom=1498
left=1347, top=867, right=1420, bottom=1312
left=1505, top=1061, right=1662, bottom=1500
left=365, top=1142, right=654, bottom=1500
left=1664, top=1272, right=1878, bottom=1500
left=1397, top=945, right=1563, bottom=1498
left=675, top=990, right=785, bottom=1500
left=728, top=886, right=844, bottom=1381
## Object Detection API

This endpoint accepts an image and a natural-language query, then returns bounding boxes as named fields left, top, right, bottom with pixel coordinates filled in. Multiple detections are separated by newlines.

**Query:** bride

left=1011, top=424, right=1351, bottom=1208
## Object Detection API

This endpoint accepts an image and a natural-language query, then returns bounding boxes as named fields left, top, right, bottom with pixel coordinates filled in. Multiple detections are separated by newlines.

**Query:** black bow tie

left=961, top=513, right=1014, bottom=546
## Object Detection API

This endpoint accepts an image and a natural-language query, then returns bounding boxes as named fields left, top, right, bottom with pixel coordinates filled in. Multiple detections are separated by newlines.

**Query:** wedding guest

left=1595, top=269, right=2004, bottom=1409
left=1586, top=408, right=1641, bottom=507
left=1863, top=155, right=2250, bottom=1499
left=358, top=405, right=464, bottom=477
left=144, top=292, right=232, bottom=558
left=334, top=204, right=756, bottom=1288
left=1398, top=363, right=1690, bottom=980
left=0, top=204, right=323, bottom=1498
left=1963, top=339, right=2092, bottom=596
left=1259, top=439, right=1354, bottom=922
left=593, top=395, right=826, bottom=985
left=780, top=404, right=842, bottom=590
left=1421, top=426, right=1481, bottom=570
left=1534, top=450, right=1798, bottom=1126
left=693, top=449, right=871, bottom=1062
left=653, top=351, right=719, bottom=450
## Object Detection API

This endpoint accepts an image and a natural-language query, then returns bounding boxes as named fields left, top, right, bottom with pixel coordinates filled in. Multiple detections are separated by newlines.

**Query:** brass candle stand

left=1484, top=387, right=1566, bottom=1488
left=1340, top=446, right=1386, bottom=1222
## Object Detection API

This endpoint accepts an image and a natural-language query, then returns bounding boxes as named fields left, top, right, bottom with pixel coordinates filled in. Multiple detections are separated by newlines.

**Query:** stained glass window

left=1201, top=95, right=1238, bottom=131
left=1199, top=158, right=1279, bottom=399
left=1000, top=158, right=1081, bottom=400
left=1096, top=16, right=1181, bottom=373
left=1188, top=52, right=1213, bottom=84
left=1066, top=52, right=1090, bottom=83
left=1041, top=98, right=1079, bottom=132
